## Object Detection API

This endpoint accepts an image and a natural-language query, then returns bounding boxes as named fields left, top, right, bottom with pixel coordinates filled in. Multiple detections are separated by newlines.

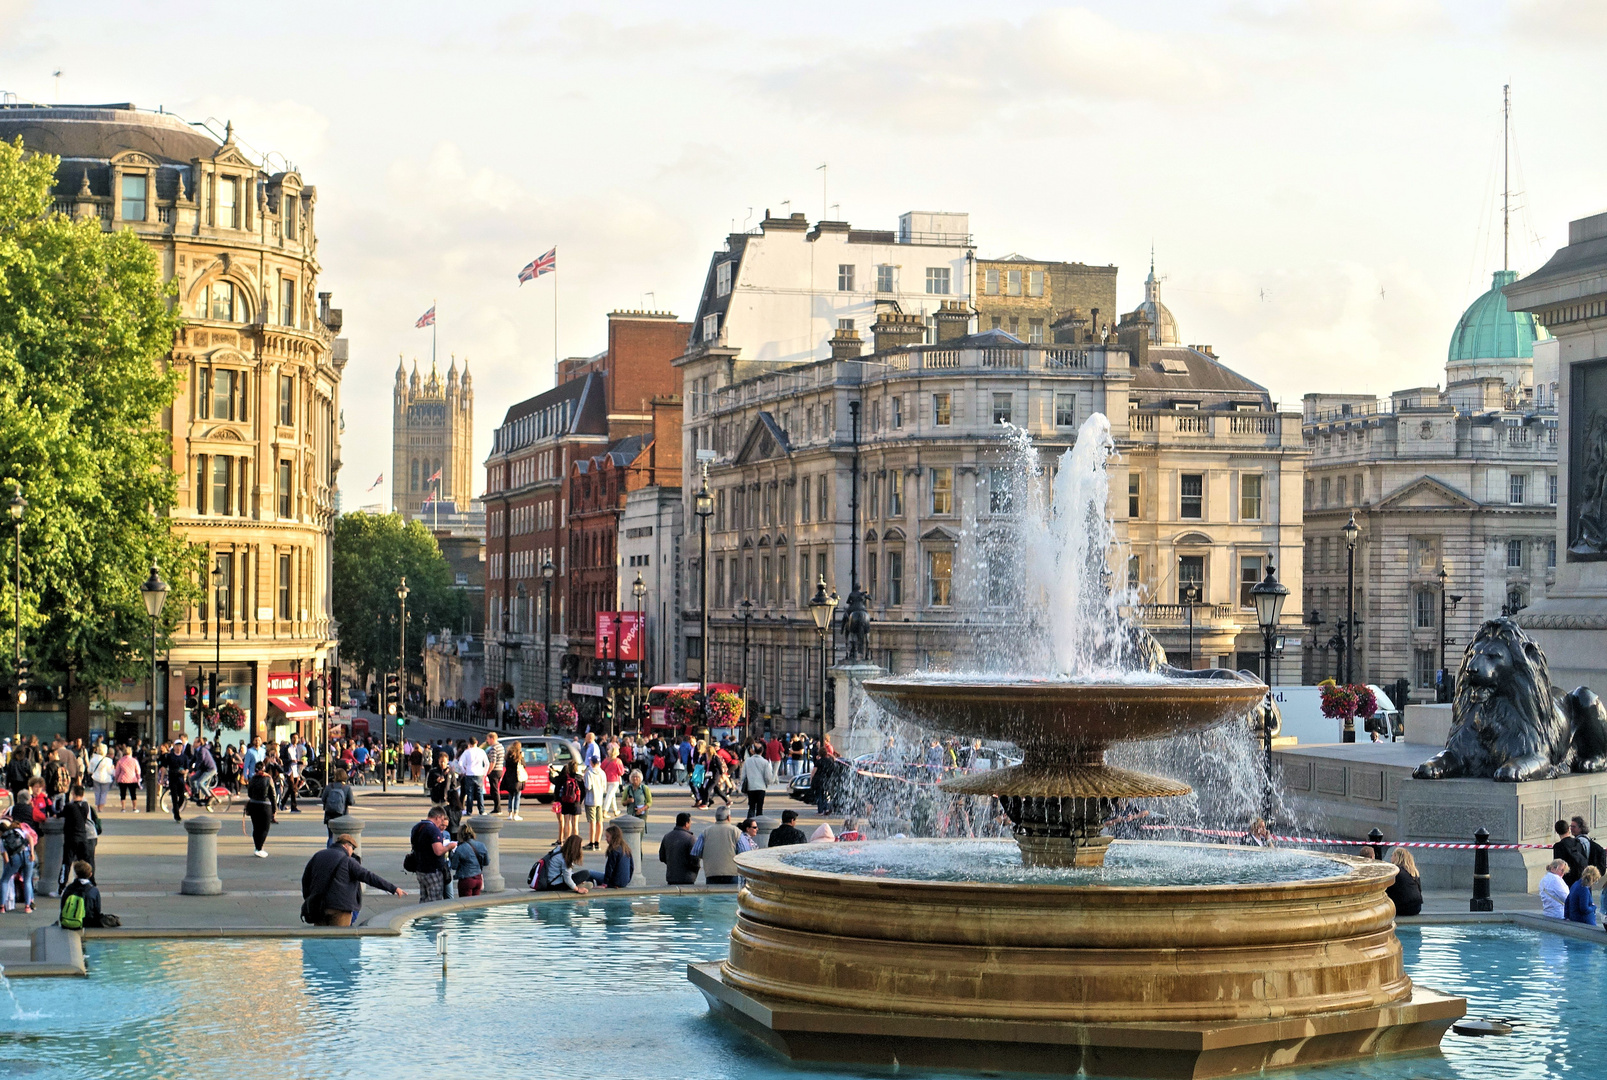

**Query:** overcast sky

left=3, top=0, right=1603, bottom=510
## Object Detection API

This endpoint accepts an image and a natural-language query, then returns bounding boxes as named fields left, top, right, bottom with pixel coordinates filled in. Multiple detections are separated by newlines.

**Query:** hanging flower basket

left=664, top=690, right=699, bottom=728
left=707, top=690, right=744, bottom=726
left=549, top=699, right=578, bottom=729
left=1318, top=681, right=1377, bottom=724
left=216, top=700, right=247, bottom=731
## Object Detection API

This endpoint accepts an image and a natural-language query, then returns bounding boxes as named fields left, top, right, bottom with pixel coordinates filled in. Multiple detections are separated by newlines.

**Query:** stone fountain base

left=691, top=963, right=1463, bottom=1080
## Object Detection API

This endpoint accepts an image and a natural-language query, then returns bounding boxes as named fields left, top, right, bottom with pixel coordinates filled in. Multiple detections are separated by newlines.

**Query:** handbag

left=402, top=851, right=419, bottom=873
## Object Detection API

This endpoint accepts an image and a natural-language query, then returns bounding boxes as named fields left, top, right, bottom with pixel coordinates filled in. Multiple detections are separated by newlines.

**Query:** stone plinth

left=180, top=814, right=223, bottom=896
left=607, top=814, right=647, bottom=887
left=467, top=814, right=505, bottom=893
left=1275, top=740, right=1607, bottom=891
left=1401, top=703, right=1453, bottom=747
left=828, top=662, right=886, bottom=758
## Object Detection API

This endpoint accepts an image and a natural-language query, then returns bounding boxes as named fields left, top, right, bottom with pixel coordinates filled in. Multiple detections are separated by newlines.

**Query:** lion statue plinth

left=1414, top=617, right=1607, bottom=782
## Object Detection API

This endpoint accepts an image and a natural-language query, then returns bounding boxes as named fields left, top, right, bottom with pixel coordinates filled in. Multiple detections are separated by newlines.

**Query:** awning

left=268, top=695, right=317, bottom=721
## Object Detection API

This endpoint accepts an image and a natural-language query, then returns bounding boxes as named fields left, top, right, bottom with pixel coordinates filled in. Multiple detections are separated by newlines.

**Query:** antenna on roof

left=816, top=162, right=827, bottom=221
left=52, top=70, right=61, bottom=103
left=1502, top=83, right=1510, bottom=273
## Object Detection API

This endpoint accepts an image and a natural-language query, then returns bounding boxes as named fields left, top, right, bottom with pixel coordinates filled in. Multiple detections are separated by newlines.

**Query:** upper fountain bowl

left=862, top=671, right=1268, bottom=750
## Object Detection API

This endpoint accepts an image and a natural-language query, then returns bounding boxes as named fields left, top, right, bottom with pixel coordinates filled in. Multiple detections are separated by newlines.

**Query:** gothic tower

left=392, top=353, right=474, bottom=521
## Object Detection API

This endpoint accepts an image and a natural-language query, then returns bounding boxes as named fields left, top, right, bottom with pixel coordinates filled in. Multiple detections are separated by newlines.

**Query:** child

left=59, top=860, right=102, bottom=930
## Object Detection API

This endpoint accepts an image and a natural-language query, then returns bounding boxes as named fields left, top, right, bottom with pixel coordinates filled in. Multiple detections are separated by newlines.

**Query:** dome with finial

left=1448, top=269, right=1549, bottom=365
left=1133, top=252, right=1180, bottom=346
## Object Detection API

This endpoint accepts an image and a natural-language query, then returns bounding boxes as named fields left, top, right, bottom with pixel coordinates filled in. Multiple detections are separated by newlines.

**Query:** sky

left=3, top=0, right=1604, bottom=512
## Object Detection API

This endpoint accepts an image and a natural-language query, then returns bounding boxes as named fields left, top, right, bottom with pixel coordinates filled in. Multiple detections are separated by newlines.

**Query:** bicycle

left=161, top=783, right=232, bottom=814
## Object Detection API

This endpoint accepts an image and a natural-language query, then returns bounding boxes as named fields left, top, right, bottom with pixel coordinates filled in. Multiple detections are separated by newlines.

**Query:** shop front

left=266, top=670, right=318, bottom=743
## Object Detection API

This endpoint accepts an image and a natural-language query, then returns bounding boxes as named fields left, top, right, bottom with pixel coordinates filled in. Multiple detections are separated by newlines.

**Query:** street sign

left=571, top=682, right=605, bottom=698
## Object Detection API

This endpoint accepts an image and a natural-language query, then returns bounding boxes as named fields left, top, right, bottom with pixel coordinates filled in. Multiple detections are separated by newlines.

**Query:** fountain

left=691, top=414, right=1466, bottom=1078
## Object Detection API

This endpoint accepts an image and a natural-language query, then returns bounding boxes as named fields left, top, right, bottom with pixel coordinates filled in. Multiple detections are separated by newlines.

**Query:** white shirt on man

left=458, top=745, right=489, bottom=778
left=1539, top=870, right=1569, bottom=918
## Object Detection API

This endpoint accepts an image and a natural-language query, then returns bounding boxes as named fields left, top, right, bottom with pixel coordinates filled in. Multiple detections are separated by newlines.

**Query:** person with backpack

left=58, top=860, right=102, bottom=931
left=301, top=833, right=406, bottom=926
left=0, top=816, right=36, bottom=913
left=535, top=835, right=594, bottom=893
left=556, top=761, right=584, bottom=843
left=321, top=768, right=356, bottom=847
left=408, top=806, right=457, bottom=902
left=449, top=823, right=489, bottom=897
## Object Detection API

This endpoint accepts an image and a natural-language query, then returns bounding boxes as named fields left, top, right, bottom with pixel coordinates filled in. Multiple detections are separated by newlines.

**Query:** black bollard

left=1470, top=827, right=1494, bottom=912
left=1367, top=828, right=1384, bottom=859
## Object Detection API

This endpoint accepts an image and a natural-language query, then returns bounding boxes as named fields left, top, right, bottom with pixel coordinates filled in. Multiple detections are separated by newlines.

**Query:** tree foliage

left=331, top=512, right=468, bottom=683
left=0, top=138, right=199, bottom=692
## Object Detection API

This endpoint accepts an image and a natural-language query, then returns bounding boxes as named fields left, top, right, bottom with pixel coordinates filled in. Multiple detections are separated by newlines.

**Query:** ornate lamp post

left=1251, top=564, right=1289, bottom=816
left=632, top=571, right=647, bottom=725
left=1436, top=565, right=1449, bottom=703
left=808, top=576, right=838, bottom=741
left=514, top=580, right=527, bottom=721
left=1182, top=580, right=1199, bottom=671
left=9, top=486, right=23, bottom=743
left=540, top=560, right=554, bottom=706
left=390, top=577, right=408, bottom=793
left=1341, top=512, right=1360, bottom=688
left=140, top=564, right=168, bottom=814
left=694, top=477, right=715, bottom=717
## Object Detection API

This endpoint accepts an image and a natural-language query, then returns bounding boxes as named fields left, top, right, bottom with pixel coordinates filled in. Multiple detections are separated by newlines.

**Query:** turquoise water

left=0, top=897, right=1599, bottom=1080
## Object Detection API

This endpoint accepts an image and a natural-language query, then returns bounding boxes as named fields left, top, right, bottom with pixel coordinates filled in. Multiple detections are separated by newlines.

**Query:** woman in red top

left=599, top=745, right=626, bottom=818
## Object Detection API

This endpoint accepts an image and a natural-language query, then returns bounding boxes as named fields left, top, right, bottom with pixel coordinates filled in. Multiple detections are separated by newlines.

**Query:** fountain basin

left=696, top=839, right=1465, bottom=1078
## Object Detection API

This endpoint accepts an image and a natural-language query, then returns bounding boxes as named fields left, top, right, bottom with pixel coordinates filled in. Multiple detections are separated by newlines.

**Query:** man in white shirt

left=458, top=737, right=489, bottom=815
left=1539, top=859, right=1570, bottom=918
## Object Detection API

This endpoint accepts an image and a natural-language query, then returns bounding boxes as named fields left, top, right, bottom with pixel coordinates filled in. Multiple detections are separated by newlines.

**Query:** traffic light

left=185, top=684, right=199, bottom=710
left=207, top=672, right=218, bottom=708
left=306, top=677, right=319, bottom=707
left=384, top=672, right=399, bottom=716
left=602, top=695, right=614, bottom=725
left=15, top=655, right=29, bottom=704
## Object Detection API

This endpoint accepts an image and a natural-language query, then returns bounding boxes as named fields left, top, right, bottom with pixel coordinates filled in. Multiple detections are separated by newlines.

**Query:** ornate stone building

left=1300, top=270, right=1556, bottom=697
left=0, top=103, right=346, bottom=740
left=393, top=356, right=473, bottom=520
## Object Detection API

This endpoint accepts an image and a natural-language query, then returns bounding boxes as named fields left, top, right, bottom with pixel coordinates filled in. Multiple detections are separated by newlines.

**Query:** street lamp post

left=540, top=560, right=554, bottom=707
left=611, top=609, right=623, bottom=734
left=1341, top=512, right=1359, bottom=690
left=1436, top=565, right=1449, bottom=703
left=694, top=477, right=714, bottom=719
left=739, top=598, right=753, bottom=735
left=140, top=564, right=168, bottom=815
left=207, top=559, right=225, bottom=742
left=632, top=571, right=647, bottom=725
left=808, top=576, right=838, bottom=742
left=391, top=577, right=409, bottom=793
left=9, top=486, right=24, bottom=743
left=1251, top=564, right=1289, bottom=820
left=1183, top=581, right=1199, bottom=671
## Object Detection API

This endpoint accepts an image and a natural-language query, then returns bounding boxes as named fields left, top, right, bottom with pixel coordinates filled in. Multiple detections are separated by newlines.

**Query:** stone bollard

left=467, top=814, right=506, bottom=893
left=609, top=814, right=648, bottom=887
left=327, top=815, right=366, bottom=896
left=754, top=814, right=780, bottom=850
left=181, top=814, right=223, bottom=896
left=37, top=817, right=64, bottom=898
left=1470, top=827, right=1493, bottom=912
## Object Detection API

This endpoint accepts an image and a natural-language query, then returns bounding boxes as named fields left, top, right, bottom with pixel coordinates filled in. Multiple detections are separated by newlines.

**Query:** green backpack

left=60, top=892, right=87, bottom=931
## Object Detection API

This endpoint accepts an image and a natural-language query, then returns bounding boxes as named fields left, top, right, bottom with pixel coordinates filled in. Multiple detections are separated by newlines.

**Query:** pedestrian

left=1568, top=865, right=1602, bottom=925
left=1242, top=819, right=1274, bottom=848
left=1571, top=816, right=1607, bottom=876
left=658, top=811, right=700, bottom=885
left=408, top=806, right=458, bottom=903
left=58, top=860, right=103, bottom=930
left=556, top=760, right=585, bottom=843
left=691, top=805, right=742, bottom=885
left=484, top=732, right=506, bottom=815
left=1385, top=848, right=1422, bottom=917
left=60, top=785, right=101, bottom=887
left=580, top=730, right=600, bottom=768
left=321, top=768, right=356, bottom=846
left=741, top=743, right=776, bottom=820
left=1553, top=819, right=1585, bottom=886
left=0, top=815, right=37, bottom=913
left=583, top=758, right=606, bottom=850
left=457, top=737, right=488, bottom=816
left=161, top=735, right=191, bottom=821
left=623, top=769, right=651, bottom=823
left=191, top=738, right=218, bottom=802
left=425, top=751, right=453, bottom=805
left=4, top=746, right=32, bottom=809
left=1540, top=858, right=1570, bottom=918
left=450, top=823, right=489, bottom=897
left=768, top=809, right=808, bottom=848
left=688, top=755, right=707, bottom=808
left=242, top=736, right=263, bottom=782
left=244, top=762, right=278, bottom=857
left=503, top=742, right=527, bottom=820
left=301, top=834, right=406, bottom=926
left=281, top=739, right=303, bottom=813
left=837, top=817, right=865, bottom=841
left=600, top=744, right=625, bottom=818
left=87, top=743, right=114, bottom=812
left=539, top=834, right=596, bottom=892
left=113, top=746, right=142, bottom=813
left=736, top=817, right=760, bottom=854
left=602, top=823, right=634, bottom=888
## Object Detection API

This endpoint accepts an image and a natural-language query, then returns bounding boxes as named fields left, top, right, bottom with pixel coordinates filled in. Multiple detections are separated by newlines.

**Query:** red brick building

left=483, top=310, right=688, bottom=706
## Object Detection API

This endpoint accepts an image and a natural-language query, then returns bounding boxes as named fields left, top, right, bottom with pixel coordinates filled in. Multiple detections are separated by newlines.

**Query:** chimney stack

left=933, top=300, right=972, bottom=344
left=830, top=325, right=864, bottom=363
left=872, top=310, right=926, bottom=353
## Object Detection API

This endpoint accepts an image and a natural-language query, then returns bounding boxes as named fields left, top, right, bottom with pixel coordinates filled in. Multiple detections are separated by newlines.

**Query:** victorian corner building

left=674, top=210, right=1308, bottom=726
left=0, top=104, right=346, bottom=742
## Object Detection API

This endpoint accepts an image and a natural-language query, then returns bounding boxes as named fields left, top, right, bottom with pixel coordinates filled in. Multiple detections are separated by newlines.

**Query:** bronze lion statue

left=1414, top=617, right=1607, bottom=782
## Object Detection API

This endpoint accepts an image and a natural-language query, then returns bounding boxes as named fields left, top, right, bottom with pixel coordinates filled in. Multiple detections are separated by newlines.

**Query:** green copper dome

left=1448, top=269, right=1549, bottom=363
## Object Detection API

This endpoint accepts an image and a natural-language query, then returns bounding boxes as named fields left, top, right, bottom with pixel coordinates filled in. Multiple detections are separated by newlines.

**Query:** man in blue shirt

left=580, top=731, right=601, bottom=769
left=242, top=737, right=263, bottom=781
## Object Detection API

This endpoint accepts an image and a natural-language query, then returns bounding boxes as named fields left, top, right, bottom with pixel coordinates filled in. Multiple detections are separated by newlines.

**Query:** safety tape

left=1139, top=823, right=1555, bottom=850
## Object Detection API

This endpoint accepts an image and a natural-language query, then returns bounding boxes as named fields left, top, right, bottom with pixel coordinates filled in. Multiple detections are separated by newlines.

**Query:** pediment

left=205, top=347, right=248, bottom=365
left=201, top=426, right=246, bottom=441
left=734, top=412, right=792, bottom=465
left=1377, top=476, right=1479, bottom=511
left=209, top=146, right=256, bottom=170
left=864, top=529, right=878, bottom=543
left=883, top=528, right=905, bottom=542
left=921, top=526, right=957, bottom=543
left=774, top=533, right=788, bottom=547
left=1174, top=531, right=1214, bottom=546
left=110, top=150, right=157, bottom=167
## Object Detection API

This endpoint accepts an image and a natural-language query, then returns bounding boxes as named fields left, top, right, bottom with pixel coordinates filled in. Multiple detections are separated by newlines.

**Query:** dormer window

left=715, top=261, right=731, bottom=297
left=282, top=192, right=297, bottom=239
left=120, top=174, right=147, bottom=222
left=216, top=176, right=239, bottom=228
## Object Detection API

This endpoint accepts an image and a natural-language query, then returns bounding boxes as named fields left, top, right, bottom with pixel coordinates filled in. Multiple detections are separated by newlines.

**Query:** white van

left=1270, top=685, right=1399, bottom=745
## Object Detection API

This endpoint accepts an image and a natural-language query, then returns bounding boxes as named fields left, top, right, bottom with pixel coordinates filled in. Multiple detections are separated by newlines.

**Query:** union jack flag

left=367, top=473, right=383, bottom=492
left=426, top=468, right=442, bottom=483
left=415, top=305, right=436, bottom=328
left=518, top=247, right=556, bottom=284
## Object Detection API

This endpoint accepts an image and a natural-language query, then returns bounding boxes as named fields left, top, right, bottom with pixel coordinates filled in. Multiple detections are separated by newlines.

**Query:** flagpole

left=553, top=270, right=559, bottom=371
left=432, top=297, right=437, bottom=369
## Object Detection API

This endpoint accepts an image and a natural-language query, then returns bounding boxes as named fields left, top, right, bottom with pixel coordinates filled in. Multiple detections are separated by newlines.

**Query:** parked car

left=506, top=736, right=583, bottom=802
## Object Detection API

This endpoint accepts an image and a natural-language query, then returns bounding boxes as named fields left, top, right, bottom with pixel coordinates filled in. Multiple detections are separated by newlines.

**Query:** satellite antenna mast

left=1503, top=83, right=1510, bottom=273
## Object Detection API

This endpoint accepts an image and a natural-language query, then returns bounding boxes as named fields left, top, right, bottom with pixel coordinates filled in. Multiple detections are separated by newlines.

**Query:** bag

left=514, top=762, right=528, bottom=785
left=402, top=851, right=419, bottom=873
left=299, top=894, right=322, bottom=925
left=60, top=892, right=86, bottom=930
left=323, top=785, right=347, bottom=817
left=558, top=774, right=583, bottom=805
left=98, top=913, right=121, bottom=928
left=530, top=850, right=557, bottom=891
left=1, top=828, right=24, bottom=855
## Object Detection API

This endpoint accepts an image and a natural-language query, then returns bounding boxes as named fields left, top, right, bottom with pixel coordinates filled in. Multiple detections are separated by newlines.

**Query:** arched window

left=411, top=459, right=419, bottom=491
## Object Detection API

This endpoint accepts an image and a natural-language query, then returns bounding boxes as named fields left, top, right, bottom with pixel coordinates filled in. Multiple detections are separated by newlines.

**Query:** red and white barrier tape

left=1139, top=823, right=1553, bottom=850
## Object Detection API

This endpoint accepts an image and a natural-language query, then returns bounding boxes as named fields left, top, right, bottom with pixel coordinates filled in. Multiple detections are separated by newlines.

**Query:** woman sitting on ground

left=542, top=835, right=595, bottom=894
left=1385, top=848, right=1423, bottom=917
left=1566, top=864, right=1601, bottom=925
left=602, top=824, right=634, bottom=889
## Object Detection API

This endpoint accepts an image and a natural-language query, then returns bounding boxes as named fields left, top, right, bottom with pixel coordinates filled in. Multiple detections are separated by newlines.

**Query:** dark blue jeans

left=461, top=775, right=484, bottom=815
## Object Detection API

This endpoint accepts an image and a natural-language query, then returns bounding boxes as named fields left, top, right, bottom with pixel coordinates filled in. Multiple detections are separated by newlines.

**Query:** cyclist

left=189, top=740, right=218, bottom=805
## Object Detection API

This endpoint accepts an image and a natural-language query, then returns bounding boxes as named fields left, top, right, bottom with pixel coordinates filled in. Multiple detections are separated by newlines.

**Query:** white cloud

left=1227, top=0, right=1453, bottom=37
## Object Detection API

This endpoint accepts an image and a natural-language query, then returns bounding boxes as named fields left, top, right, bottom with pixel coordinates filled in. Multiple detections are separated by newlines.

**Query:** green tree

left=0, top=138, right=199, bottom=696
left=331, top=512, right=468, bottom=691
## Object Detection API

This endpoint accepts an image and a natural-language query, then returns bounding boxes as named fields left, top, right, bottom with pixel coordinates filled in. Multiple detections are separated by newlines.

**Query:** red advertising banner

left=267, top=671, right=300, bottom=695
left=596, top=611, right=643, bottom=662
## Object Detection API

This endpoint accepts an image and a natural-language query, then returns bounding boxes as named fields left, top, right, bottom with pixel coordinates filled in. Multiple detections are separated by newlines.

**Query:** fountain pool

left=0, top=896, right=1597, bottom=1080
